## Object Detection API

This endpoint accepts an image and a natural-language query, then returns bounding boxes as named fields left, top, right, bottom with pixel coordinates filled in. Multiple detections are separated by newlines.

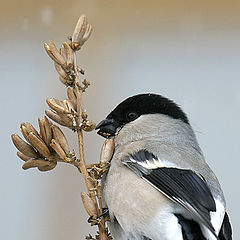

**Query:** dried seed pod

left=23, top=123, right=40, bottom=138
left=27, top=132, right=51, bottom=158
left=63, top=99, right=76, bottom=114
left=72, top=15, right=87, bottom=44
left=22, top=159, right=52, bottom=170
left=82, top=120, right=96, bottom=132
left=20, top=125, right=32, bottom=143
left=82, top=24, right=92, bottom=43
left=38, top=161, right=57, bottom=171
left=63, top=42, right=74, bottom=67
left=11, top=134, right=38, bottom=158
left=44, top=43, right=57, bottom=62
left=44, top=116, right=52, bottom=146
left=54, top=62, right=69, bottom=79
left=51, top=125, right=69, bottom=154
left=38, top=118, right=47, bottom=144
left=59, top=76, right=72, bottom=86
left=50, top=139, right=67, bottom=160
left=17, top=151, right=31, bottom=161
left=100, top=138, right=115, bottom=164
left=67, top=87, right=77, bottom=110
left=46, top=98, right=68, bottom=114
left=49, top=40, right=66, bottom=66
left=81, top=192, right=97, bottom=218
left=45, top=109, right=70, bottom=127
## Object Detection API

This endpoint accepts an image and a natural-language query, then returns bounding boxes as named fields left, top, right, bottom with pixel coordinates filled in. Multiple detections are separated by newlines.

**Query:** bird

left=95, top=93, right=232, bottom=240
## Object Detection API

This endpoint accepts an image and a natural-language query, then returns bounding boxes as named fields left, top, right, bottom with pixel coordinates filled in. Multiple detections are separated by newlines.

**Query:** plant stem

left=72, top=51, right=109, bottom=240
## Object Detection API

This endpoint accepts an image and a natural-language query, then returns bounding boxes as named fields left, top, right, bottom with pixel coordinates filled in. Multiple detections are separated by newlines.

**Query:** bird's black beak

left=95, top=118, right=119, bottom=138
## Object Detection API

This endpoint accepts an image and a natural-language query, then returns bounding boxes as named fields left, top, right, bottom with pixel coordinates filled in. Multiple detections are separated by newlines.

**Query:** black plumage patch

left=123, top=150, right=217, bottom=237
left=107, top=93, right=189, bottom=126
left=175, top=214, right=207, bottom=240
left=219, top=213, right=232, bottom=240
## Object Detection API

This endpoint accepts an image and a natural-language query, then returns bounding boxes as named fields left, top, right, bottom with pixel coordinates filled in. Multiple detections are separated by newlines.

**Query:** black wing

left=219, top=213, right=232, bottom=240
left=123, top=150, right=217, bottom=237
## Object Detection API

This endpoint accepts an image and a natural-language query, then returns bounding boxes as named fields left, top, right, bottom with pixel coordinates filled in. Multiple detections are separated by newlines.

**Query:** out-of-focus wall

left=1, top=1, right=239, bottom=239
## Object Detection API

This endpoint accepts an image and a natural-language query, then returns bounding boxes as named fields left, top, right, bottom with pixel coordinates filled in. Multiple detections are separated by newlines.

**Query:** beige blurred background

left=1, top=0, right=239, bottom=239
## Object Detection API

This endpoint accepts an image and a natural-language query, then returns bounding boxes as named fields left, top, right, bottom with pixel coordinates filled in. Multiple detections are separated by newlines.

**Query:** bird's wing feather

left=218, top=213, right=232, bottom=240
left=122, top=150, right=217, bottom=237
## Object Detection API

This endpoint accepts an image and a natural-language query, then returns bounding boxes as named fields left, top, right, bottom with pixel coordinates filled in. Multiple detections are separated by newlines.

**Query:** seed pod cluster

left=44, top=40, right=75, bottom=87
left=11, top=117, right=72, bottom=171
left=70, top=15, right=92, bottom=51
left=45, top=97, right=76, bottom=128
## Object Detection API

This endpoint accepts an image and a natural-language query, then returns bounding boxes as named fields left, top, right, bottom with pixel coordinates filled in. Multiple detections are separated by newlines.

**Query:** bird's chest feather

left=102, top=151, right=183, bottom=240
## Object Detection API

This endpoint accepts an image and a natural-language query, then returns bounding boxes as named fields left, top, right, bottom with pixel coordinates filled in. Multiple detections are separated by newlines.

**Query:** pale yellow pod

left=27, top=132, right=51, bottom=158
left=49, top=40, right=66, bottom=66
left=11, top=134, right=38, bottom=158
left=100, top=138, right=115, bottom=164
left=50, top=139, right=66, bottom=160
left=81, top=192, right=98, bottom=218
left=17, top=151, right=31, bottom=161
left=51, top=125, right=69, bottom=154
left=22, top=159, right=51, bottom=170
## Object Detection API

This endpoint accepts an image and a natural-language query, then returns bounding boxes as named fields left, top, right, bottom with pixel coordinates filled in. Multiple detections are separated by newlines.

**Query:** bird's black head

left=95, top=93, right=189, bottom=138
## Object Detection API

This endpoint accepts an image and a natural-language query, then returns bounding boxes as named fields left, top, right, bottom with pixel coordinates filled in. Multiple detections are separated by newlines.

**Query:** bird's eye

left=126, top=112, right=138, bottom=121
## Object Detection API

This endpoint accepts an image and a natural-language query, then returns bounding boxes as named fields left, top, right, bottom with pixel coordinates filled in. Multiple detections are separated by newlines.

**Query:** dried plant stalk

left=11, top=15, right=113, bottom=240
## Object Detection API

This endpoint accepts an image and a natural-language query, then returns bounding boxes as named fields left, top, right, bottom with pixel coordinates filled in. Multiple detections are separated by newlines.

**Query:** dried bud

left=43, top=116, right=53, bottom=145
left=62, top=42, right=74, bottom=68
left=50, top=139, right=67, bottom=160
left=17, top=151, right=31, bottom=161
left=38, top=161, right=57, bottom=171
left=71, top=15, right=92, bottom=51
left=11, top=134, right=38, bottom=158
left=45, top=109, right=73, bottom=127
left=67, top=88, right=77, bottom=110
left=81, top=192, right=97, bottom=218
left=51, top=125, right=69, bottom=154
left=44, top=41, right=66, bottom=66
left=100, top=138, right=115, bottom=164
left=46, top=98, right=68, bottom=114
left=54, top=62, right=70, bottom=80
left=22, top=159, right=55, bottom=170
left=27, top=132, right=51, bottom=158
left=82, top=120, right=96, bottom=132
